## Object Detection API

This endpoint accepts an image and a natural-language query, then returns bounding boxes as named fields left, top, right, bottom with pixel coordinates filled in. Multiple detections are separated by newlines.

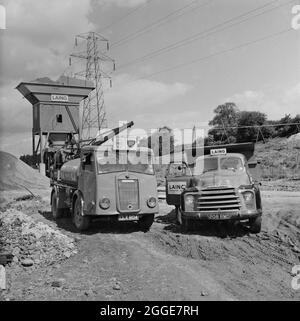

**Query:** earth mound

left=0, top=151, right=49, bottom=191
left=287, top=132, right=300, bottom=145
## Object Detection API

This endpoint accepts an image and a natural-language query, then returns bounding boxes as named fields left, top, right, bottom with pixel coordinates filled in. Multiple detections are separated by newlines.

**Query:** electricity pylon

left=69, top=31, right=115, bottom=140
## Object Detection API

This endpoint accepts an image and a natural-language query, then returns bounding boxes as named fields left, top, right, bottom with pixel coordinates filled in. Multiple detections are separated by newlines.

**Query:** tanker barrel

left=92, top=121, right=134, bottom=146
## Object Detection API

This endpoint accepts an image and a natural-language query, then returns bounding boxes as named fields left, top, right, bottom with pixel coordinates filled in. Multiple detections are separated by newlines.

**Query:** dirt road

left=1, top=189, right=300, bottom=301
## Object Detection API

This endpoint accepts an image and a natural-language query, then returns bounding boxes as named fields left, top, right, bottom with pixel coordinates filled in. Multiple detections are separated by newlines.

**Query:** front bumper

left=182, top=209, right=261, bottom=221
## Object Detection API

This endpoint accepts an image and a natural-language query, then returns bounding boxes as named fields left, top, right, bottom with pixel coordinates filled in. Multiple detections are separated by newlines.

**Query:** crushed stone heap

left=0, top=209, right=77, bottom=267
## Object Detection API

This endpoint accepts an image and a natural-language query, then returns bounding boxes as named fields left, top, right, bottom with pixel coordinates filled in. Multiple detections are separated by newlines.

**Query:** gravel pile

left=0, top=209, right=77, bottom=267
left=0, top=151, right=49, bottom=191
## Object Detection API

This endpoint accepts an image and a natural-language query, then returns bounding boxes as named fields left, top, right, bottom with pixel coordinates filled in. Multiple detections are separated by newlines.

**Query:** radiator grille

left=196, top=187, right=240, bottom=211
left=118, top=179, right=139, bottom=211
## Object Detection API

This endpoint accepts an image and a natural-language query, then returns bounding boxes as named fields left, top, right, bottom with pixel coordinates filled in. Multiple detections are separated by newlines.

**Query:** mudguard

left=51, top=186, right=68, bottom=209
left=72, top=190, right=84, bottom=214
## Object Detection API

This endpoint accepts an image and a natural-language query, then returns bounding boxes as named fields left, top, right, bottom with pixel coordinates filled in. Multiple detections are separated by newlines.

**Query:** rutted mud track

left=1, top=190, right=300, bottom=301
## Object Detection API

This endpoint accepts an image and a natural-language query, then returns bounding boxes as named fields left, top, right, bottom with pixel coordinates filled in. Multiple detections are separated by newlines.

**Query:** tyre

left=249, top=216, right=262, bottom=234
left=51, top=191, right=64, bottom=220
left=73, top=196, right=90, bottom=231
left=138, top=214, right=154, bottom=232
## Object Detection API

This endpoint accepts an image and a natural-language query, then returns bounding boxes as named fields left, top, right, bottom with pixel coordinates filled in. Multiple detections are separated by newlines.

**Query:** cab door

left=78, top=151, right=97, bottom=214
left=165, top=162, right=193, bottom=206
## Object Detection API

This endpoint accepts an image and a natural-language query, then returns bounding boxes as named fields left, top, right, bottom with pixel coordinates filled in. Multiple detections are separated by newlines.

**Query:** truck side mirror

left=248, top=161, right=258, bottom=168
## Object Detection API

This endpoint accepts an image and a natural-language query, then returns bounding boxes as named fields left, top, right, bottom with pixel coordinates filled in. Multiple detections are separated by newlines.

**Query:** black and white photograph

left=0, top=0, right=300, bottom=306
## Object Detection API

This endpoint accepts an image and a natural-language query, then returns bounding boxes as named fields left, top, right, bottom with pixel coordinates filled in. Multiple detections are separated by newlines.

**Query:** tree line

left=206, top=102, right=300, bottom=145
left=141, top=103, right=300, bottom=156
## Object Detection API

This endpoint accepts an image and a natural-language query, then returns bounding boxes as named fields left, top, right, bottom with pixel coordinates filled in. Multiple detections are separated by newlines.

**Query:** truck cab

left=166, top=143, right=262, bottom=233
left=51, top=145, right=158, bottom=231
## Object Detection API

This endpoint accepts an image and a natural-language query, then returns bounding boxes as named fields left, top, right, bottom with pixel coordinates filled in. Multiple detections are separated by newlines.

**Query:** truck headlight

left=185, top=194, right=195, bottom=211
left=147, top=197, right=157, bottom=208
left=242, top=191, right=255, bottom=208
left=99, top=197, right=110, bottom=209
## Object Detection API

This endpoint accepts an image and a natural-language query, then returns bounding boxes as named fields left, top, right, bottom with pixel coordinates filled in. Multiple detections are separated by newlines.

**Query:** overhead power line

left=117, top=0, right=295, bottom=70
left=129, top=27, right=293, bottom=82
left=69, top=32, right=115, bottom=139
left=99, top=0, right=155, bottom=33
left=208, top=123, right=300, bottom=130
left=111, top=0, right=212, bottom=48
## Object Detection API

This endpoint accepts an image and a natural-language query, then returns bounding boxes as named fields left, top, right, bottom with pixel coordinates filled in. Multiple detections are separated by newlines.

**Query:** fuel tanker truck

left=50, top=121, right=158, bottom=231
left=165, top=143, right=262, bottom=233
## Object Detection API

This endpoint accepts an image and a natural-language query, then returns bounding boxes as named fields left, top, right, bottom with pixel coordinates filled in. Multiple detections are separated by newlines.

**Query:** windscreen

left=194, top=155, right=244, bottom=174
left=194, top=156, right=218, bottom=175
left=97, top=150, right=154, bottom=175
left=220, top=156, right=244, bottom=171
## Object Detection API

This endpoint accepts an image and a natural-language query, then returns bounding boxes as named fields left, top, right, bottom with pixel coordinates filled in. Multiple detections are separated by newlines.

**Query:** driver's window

left=82, top=153, right=94, bottom=172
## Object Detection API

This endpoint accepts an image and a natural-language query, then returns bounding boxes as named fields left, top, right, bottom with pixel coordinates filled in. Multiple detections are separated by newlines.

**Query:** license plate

left=208, top=213, right=219, bottom=220
left=118, top=214, right=138, bottom=221
left=219, top=213, right=231, bottom=219
left=207, top=212, right=236, bottom=220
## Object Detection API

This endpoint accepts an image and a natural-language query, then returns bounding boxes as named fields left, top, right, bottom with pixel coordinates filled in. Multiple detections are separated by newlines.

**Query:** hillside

left=255, top=136, right=300, bottom=180
left=0, top=151, right=49, bottom=192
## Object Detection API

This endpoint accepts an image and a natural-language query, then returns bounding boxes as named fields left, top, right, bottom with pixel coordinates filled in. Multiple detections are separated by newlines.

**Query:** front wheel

left=73, top=196, right=90, bottom=231
left=249, top=216, right=262, bottom=234
left=138, top=214, right=154, bottom=232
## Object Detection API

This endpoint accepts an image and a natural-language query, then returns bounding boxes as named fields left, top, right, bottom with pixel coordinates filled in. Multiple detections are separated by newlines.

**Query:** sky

left=0, top=0, right=299, bottom=156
